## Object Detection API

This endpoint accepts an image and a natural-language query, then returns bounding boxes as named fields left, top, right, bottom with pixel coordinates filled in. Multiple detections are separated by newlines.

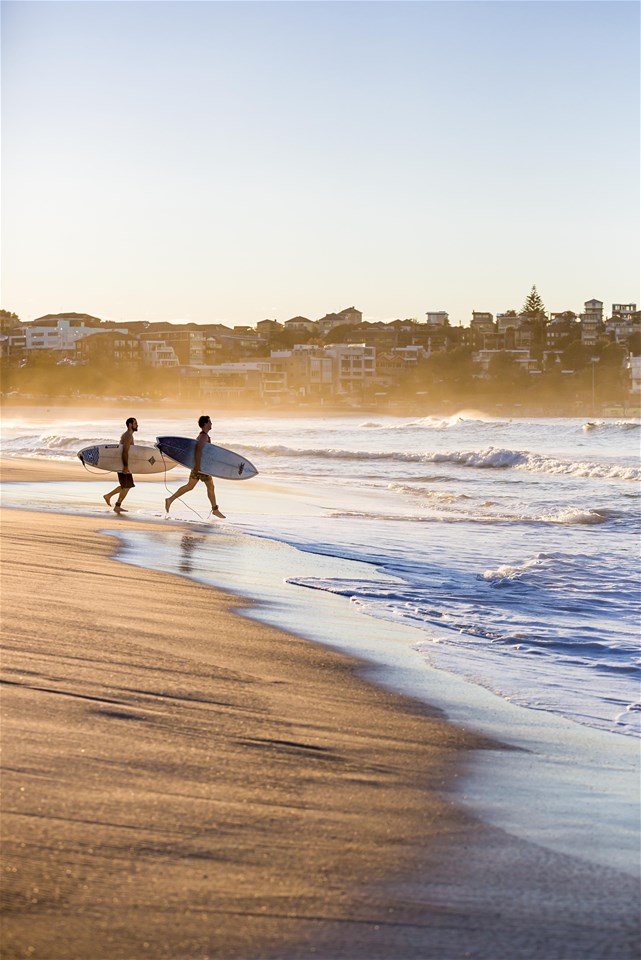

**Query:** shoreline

left=3, top=397, right=640, bottom=419
left=1, top=461, right=640, bottom=958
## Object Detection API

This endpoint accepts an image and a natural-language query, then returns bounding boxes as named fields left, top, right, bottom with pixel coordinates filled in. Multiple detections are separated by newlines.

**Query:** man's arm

left=194, top=436, right=206, bottom=473
left=122, top=434, right=133, bottom=472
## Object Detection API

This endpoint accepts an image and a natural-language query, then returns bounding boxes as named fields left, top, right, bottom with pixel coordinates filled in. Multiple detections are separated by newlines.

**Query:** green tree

left=560, top=340, right=590, bottom=371
left=627, top=330, right=641, bottom=356
left=0, top=310, right=21, bottom=333
left=323, top=324, right=356, bottom=345
left=521, top=285, right=547, bottom=319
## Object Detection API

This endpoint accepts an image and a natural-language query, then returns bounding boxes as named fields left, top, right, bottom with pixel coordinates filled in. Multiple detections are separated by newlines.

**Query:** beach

left=1, top=456, right=640, bottom=960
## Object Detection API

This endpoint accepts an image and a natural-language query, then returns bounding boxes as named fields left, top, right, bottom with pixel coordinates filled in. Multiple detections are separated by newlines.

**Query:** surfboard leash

left=159, top=449, right=209, bottom=522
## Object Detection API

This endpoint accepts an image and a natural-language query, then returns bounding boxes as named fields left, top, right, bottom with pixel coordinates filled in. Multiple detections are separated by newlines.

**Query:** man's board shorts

left=117, top=472, right=135, bottom=488
left=189, top=469, right=211, bottom=482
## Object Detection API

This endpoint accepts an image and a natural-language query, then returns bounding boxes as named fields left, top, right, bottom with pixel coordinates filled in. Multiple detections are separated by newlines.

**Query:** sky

left=2, top=0, right=639, bottom=327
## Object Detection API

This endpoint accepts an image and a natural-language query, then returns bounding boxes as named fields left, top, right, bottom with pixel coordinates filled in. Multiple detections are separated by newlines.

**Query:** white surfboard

left=77, top=443, right=178, bottom=475
left=155, top=436, right=258, bottom=480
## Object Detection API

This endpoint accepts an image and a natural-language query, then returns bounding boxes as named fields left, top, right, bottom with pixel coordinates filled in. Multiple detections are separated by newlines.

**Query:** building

left=468, top=312, right=496, bottom=348
left=256, top=319, right=283, bottom=338
left=141, top=328, right=205, bottom=365
left=473, top=349, right=538, bottom=375
left=284, top=316, right=316, bottom=334
left=316, top=307, right=363, bottom=338
left=612, top=303, right=637, bottom=322
left=77, top=331, right=142, bottom=365
left=425, top=311, right=449, bottom=326
left=580, top=299, right=604, bottom=345
left=140, top=340, right=180, bottom=368
left=629, top=356, right=641, bottom=395
left=182, top=359, right=289, bottom=402
left=546, top=315, right=579, bottom=348
left=496, top=313, right=522, bottom=333
left=324, top=343, right=376, bottom=395
left=271, top=346, right=334, bottom=400
left=25, top=315, right=112, bottom=353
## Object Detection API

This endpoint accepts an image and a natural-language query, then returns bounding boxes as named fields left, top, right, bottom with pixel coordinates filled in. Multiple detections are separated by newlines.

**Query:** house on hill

left=317, top=307, right=363, bottom=338
left=284, top=316, right=316, bottom=333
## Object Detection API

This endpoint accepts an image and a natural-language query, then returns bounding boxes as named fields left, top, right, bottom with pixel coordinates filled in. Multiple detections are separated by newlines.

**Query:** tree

left=628, top=330, right=641, bottom=356
left=0, top=310, right=21, bottom=333
left=521, top=285, right=547, bottom=320
left=323, top=324, right=356, bottom=345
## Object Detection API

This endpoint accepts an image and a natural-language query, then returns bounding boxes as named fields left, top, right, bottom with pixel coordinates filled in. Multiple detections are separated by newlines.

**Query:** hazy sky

left=2, top=0, right=639, bottom=326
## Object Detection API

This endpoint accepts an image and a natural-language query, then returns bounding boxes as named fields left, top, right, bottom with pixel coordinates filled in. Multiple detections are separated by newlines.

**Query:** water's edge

left=104, top=522, right=640, bottom=879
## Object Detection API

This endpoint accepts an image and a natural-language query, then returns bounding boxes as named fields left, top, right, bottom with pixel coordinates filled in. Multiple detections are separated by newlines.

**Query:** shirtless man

left=104, top=417, right=138, bottom=514
left=165, top=415, right=225, bottom=518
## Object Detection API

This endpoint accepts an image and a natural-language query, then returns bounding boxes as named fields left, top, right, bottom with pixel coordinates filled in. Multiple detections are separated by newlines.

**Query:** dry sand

left=1, top=460, right=639, bottom=960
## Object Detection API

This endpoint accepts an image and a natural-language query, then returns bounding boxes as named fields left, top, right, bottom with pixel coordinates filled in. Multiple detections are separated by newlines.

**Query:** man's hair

left=126, top=417, right=136, bottom=428
left=198, top=415, right=210, bottom=429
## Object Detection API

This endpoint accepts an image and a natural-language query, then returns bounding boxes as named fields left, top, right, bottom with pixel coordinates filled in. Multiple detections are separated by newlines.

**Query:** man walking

left=165, top=415, right=225, bottom=518
left=104, top=417, right=138, bottom=514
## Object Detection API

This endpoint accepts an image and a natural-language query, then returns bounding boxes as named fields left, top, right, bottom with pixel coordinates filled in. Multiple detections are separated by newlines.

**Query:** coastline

left=1, top=460, right=640, bottom=959
left=3, top=397, right=640, bottom=419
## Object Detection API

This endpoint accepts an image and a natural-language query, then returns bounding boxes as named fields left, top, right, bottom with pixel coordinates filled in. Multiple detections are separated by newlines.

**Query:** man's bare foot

left=103, top=494, right=111, bottom=506
left=165, top=498, right=171, bottom=513
left=212, top=508, right=226, bottom=519
left=114, top=504, right=127, bottom=514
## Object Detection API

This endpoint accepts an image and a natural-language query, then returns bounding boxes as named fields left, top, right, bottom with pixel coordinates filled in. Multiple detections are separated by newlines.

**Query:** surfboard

left=155, top=436, right=258, bottom=480
left=77, top=443, right=178, bottom=475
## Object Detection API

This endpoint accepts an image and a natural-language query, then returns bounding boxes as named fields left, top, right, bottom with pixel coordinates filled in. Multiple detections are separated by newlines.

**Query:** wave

left=0, top=433, right=155, bottom=459
left=330, top=505, right=615, bottom=526
left=243, top=442, right=641, bottom=481
left=582, top=420, right=640, bottom=432
left=360, top=414, right=511, bottom=431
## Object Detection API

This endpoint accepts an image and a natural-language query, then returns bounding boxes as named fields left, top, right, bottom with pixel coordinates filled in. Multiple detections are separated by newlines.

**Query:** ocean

left=2, top=407, right=640, bottom=874
left=3, top=409, right=639, bottom=739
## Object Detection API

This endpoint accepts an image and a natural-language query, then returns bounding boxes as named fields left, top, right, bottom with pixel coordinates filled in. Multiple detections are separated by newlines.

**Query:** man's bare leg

left=165, top=478, right=197, bottom=513
left=104, top=485, right=122, bottom=506
left=114, top=488, right=131, bottom=514
left=205, top=479, right=225, bottom=519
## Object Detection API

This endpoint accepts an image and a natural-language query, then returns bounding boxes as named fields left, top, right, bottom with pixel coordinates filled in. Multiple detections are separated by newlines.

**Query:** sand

left=1, top=460, right=639, bottom=960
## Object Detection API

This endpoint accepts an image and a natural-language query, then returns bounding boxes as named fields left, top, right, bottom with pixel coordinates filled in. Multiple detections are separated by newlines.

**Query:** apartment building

left=425, top=311, right=449, bottom=326
left=324, top=343, right=376, bottom=394
left=141, top=340, right=180, bottom=368
left=496, top=313, right=522, bottom=333
left=26, top=316, right=113, bottom=353
left=612, top=303, right=637, bottom=322
left=580, top=299, right=604, bottom=344
left=77, top=331, right=142, bottom=365
left=273, top=345, right=334, bottom=399
left=473, top=349, right=539, bottom=375
left=142, top=328, right=205, bottom=365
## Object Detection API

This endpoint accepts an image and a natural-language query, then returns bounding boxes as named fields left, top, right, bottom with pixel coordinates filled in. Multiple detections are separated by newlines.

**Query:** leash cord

left=159, top=449, right=210, bottom=522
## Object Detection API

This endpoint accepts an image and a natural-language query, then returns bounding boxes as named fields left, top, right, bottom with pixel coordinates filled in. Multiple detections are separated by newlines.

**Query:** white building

left=324, top=343, right=376, bottom=394
left=612, top=303, right=637, bottom=321
left=628, top=356, right=641, bottom=395
left=141, top=340, right=179, bottom=368
left=473, top=349, right=538, bottom=375
left=26, top=316, right=120, bottom=352
left=580, top=299, right=603, bottom=344
left=392, top=345, right=427, bottom=363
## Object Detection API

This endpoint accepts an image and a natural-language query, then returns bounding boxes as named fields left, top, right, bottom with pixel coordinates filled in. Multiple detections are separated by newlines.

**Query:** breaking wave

left=245, top=442, right=641, bottom=481
left=582, top=420, right=640, bottom=432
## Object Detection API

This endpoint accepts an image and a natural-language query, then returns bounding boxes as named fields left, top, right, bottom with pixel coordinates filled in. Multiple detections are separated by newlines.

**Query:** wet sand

left=1, top=460, right=639, bottom=959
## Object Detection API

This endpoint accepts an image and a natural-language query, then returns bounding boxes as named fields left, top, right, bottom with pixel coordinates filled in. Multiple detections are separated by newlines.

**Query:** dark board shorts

left=190, top=469, right=211, bottom=483
left=117, top=472, right=135, bottom=488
